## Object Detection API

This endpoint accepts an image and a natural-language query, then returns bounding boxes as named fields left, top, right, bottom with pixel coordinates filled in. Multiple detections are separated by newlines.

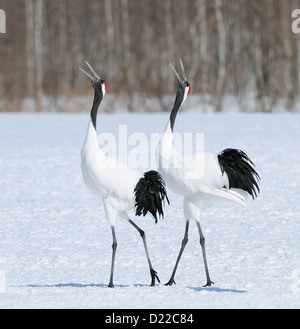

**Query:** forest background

left=1, top=0, right=300, bottom=113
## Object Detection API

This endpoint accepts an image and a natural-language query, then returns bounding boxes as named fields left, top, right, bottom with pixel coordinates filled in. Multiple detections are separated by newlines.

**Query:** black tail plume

left=218, top=148, right=260, bottom=199
left=134, top=171, right=170, bottom=223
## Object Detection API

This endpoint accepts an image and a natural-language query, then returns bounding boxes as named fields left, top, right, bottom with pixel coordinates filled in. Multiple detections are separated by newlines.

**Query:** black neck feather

left=90, top=92, right=103, bottom=130
left=170, top=83, right=184, bottom=132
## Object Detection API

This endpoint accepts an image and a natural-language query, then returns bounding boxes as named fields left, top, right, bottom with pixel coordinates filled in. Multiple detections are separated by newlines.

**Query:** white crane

left=79, top=62, right=169, bottom=288
left=156, top=60, right=260, bottom=287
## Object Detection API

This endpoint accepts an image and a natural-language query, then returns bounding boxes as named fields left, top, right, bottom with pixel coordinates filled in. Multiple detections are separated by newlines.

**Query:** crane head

left=79, top=61, right=108, bottom=96
left=170, top=59, right=191, bottom=102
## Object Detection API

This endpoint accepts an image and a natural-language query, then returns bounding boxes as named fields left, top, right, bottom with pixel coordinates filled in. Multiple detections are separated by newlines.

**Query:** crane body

left=156, top=60, right=260, bottom=287
left=80, top=62, right=168, bottom=287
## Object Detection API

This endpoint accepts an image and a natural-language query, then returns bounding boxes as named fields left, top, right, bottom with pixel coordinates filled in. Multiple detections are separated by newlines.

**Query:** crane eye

left=187, top=85, right=191, bottom=95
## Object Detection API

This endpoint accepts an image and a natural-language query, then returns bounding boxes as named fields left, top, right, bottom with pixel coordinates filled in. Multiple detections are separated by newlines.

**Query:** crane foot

left=164, top=278, right=176, bottom=286
left=150, top=269, right=160, bottom=286
left=203, top=280, right=214, bottom=287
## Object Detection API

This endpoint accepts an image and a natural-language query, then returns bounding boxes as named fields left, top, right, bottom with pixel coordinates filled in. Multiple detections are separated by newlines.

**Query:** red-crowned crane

left=156, top=60, right=260, bottom=287
left=79, top=62, right=169, bottom=288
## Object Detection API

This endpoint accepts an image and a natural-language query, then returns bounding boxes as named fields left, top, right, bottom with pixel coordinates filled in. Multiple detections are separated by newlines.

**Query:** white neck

left=156, top=120, right=175, bottom=169
left=84, top=119, right=98, bottom=146
left=81, top=119, right=108, bottom=161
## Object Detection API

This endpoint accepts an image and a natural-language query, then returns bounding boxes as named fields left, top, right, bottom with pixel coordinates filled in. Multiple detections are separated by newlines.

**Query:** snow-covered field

left=0, top=112, right=299, bottom=309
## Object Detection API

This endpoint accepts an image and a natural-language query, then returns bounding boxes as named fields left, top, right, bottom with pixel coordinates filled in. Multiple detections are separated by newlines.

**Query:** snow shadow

left=187, top=286, right=247, bottom=293
left=19, top=283, right=129, bottom=288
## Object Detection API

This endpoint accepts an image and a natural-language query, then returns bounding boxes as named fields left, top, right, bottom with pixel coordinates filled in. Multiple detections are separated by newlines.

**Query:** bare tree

left=104, top=0, right=115, bottom=83
left=25, top=0, right=34, bottom=97
left=164, top=0, right=175, bottom=92
left=214, top=0, right=226, bottom=112
left=121, top=0, right=134, bottom=87
left=34, top=0, right=43, bottom=112
left=1, top=0, right=300, bottom=112
left=25, top=0, right=43, bottom=112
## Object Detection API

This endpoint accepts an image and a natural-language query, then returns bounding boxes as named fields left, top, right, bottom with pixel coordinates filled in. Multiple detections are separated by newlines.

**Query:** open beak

left=169, top=59, right=187, bottom=83
left=79, top=61, right=101, bottom=81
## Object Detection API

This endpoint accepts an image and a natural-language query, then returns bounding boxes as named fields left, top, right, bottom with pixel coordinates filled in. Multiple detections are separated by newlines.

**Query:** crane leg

left=165, top=221, right=189, bottom=286
left=128, top=219, right=160, bottom=286
left=108, top=226, right=117, bottom=288
left=196, top=221, right=214, bottom=287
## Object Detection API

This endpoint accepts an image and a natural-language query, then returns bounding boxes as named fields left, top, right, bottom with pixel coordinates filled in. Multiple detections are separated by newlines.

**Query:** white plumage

left=156, top=60, right=260, bottom=287
left=80, top=62, right=168, bottom=287
left=81, top=122, right=142, bottom=218
left=157, top=130, right=249, bottom=207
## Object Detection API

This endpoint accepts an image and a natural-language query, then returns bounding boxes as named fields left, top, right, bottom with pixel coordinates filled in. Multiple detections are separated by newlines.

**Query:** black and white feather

left=134, top=171, right=170, bottom=223
left=80, top=62, right=167, bottom=288
left=218, top=148, right=260, bottom=199
left=156, top=59, right=261, bottom=287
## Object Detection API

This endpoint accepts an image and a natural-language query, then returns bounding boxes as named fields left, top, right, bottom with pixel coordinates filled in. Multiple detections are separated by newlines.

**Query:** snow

left=0, top=112, right=299, bottom=309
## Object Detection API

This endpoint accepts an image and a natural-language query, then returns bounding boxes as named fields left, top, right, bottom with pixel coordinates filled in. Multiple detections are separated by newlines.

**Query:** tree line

left=0, top=0, right=300, bottom=112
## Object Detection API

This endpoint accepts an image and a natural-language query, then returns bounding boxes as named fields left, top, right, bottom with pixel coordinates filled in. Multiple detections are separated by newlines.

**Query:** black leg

left=128, top=219, right=160, bottom=286
left=165, top=221, right=189, bottom=286
left=196, top=221, right=214, bottom=287
left=108, top=226, right=117, bottom=288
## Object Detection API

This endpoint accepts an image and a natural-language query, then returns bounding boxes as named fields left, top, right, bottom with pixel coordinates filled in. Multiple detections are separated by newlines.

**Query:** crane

left=79, top=62, right=169, bottom=288
left=156, top=60, right=260, bottom=287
